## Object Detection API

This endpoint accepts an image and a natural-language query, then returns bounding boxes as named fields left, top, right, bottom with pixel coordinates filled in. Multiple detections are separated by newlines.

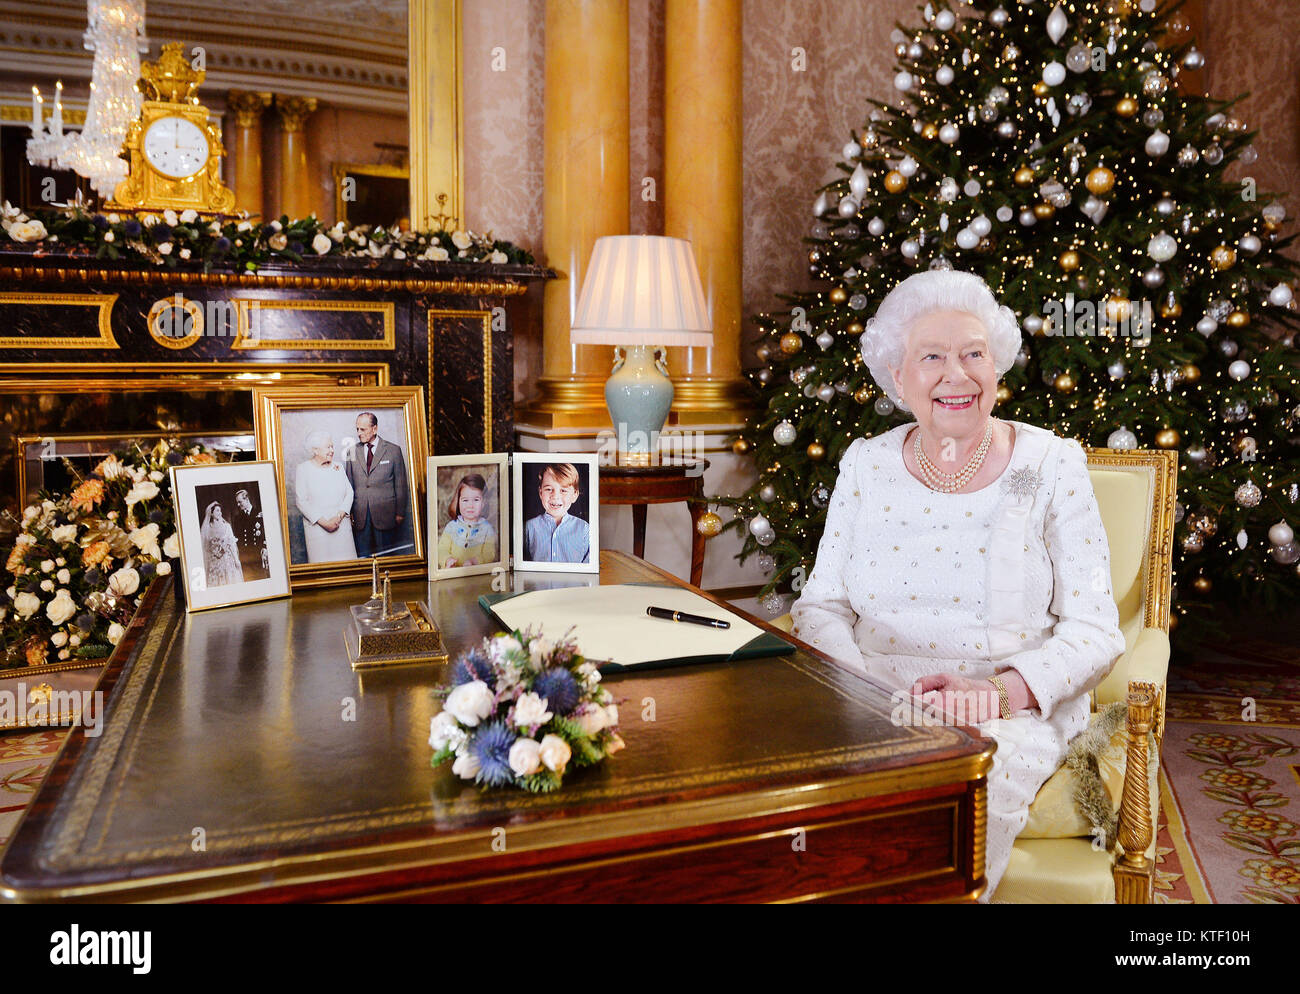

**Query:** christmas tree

left=713, top=0, right=1300, bottom=642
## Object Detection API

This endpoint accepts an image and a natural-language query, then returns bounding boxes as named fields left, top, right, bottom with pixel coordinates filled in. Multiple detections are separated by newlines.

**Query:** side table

left=598, top=459, right=709, bottom=587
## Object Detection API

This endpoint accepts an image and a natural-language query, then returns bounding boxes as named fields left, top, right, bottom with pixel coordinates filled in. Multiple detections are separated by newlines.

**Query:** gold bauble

left=1033, top=202, right=1056, bottom=220
left=1263, top=217, right=1282, bottom=233
left=996, top=384, right=1013, bottom=404
left=732, top=437, right=752, bottom=455
left=829, top=287, right=849, bottom=305
left=1181, top=363, right=1201, bottom=383
left=1159, top=296, right=1182, bottom=318
left=779, top=331, right=803, bottom=354
left=1013, top=166, right=1036, bottom=186
left=1155, top=428, right=1181, bottom=449
left=1054, top=372, right=1076, bottom=393
left=1058, top=250, right=1081, bottom=272
left=854, top=386, right=871, bottom=404
left=1033, top=81, right=1049, bottom=96
left=696, top=511, right=723, bottom=538
left=1210, top=244, right=1237, bottom=270
left=922, top=123, right=939, bottom=140
left=1226, top=310, right=1249, bottom=328
left=785, top=500, right=800, bottom=515
left=1105, top=295, right=1132, bottom=324
left=1085, top=166, right=1116, bottom=195
left=1115, top=97, right=1138, bottom=117
left=884, top=170, right=907, bottom=193
left=847, top=321, right=864, bottom=336
left=807, top=442, right=826, bottom=461
left=1192, top=575, right=1212, bottom=594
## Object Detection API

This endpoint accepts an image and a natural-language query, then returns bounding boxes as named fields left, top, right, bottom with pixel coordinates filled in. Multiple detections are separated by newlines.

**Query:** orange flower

left=184, top=452, right=215, bottom=465
left=82, top=540, right=111, bottom=568
left=5, top=545, right=27, bottom=574
left=25, top=638, right=47, bottom=667
left=70, top=479, right=105, bottom=512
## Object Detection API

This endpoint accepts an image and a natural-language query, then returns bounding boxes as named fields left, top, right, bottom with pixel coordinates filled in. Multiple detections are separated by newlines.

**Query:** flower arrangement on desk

left=431, top=630, right=625, bottom=793
left=1, top=201, right=534, bottom=271
left=1, top=438, right=223, bottom=669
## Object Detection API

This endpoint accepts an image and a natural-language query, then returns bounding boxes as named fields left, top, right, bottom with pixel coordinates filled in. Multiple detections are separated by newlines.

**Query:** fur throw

left=1067, top=702, right=1157, bottom=853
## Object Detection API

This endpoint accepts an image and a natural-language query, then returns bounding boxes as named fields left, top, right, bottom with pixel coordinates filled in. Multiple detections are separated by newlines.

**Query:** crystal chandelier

left=27, top=0, right=149, bottom=200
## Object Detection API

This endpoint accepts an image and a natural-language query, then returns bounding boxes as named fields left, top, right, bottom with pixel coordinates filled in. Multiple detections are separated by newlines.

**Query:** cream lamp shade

left=569, top=235, right=713, bottom=346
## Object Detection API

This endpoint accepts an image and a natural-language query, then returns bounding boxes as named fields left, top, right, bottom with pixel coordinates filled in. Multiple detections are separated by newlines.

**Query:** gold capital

left=227, top=90, right=272, bottom=128
left=275, top=95, right=318, bottom=133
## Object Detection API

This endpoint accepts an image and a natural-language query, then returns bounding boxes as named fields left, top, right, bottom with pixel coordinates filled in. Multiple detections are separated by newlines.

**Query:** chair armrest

left=1096, top=627, right=1169, bottom=709
left=771, top=612, right=793, bottom=634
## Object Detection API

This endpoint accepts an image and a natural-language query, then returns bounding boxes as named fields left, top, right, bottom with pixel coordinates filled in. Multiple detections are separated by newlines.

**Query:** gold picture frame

left=253, top=386, right=428, bottom=589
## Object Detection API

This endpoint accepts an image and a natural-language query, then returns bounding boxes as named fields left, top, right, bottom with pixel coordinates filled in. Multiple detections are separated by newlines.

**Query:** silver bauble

left=813, top=191, right=832, bottom=217
left=1237, top=529, right=1249, bottom=550
left=989, top=6, right=1009, bottom=27
left=1177, top=144, right=1200, bottom=167
left=1066, top=45, right=1092, bottom=73
left=1269, top=283, right=1293, bottom=306
left=1142, top=108, right=1164, bottom=128
left=842, top=141, right=861, bottom=161
left=935, top=65, right=955, bottom=86
left=996, top=120, right=1018, bottom=139
left=1222, top=400, right=1249, bottom=423
left=907, top=42, right=925, bottom=60
left=1107, top=426, right=1138, bottom=450
left=996, top=206, right=1014, bottom=223
left=1014, top=348, right=1030, bottom=368
left=1195, top=316, right=1218, bottom=337
left=1156, top=197, right=1176, bottom=216
left=874, top=396, right=895, bottom=416
left=1228, top=359, right=1251, bottom=381
left=1142, top=72, right=1168, bottom=97
left=1182, top=532, right=1204, bottom=553
left=898, top=155, right=919, bottom=177
left=900, top=238, right=920, bottom=259
left=938, top=123, right=960, bottom=144
left=1147, top=232, right=1178, bottom=262
left=1236, top=231, right=1261, bottom=255
left=1219, top=338, right=1239, bottom=359
left=1067, top=93, right=1092, bottom=116
left=1108, top=360, right=1127, bottom=379
left=849, top=162, right=871, bottom=200
left=1174, top=501, right=1185, bottom=523
left=867, top=216, right=886, bottom=236
left=1186, top=444, right=1207, bottom=465
left=1019, top=209, right=1038, bottom=227
left=811, top=484, right=831, bottom=508
left=815, top=331, right=834, bottom=351
left=1270, top=541, right=1300, bottom=565
left=1184, top=48, right=1204, bottom=70
left=749, top=514, right=771, bottom=536
left=838, top=196, right=859, bottom=218
left=894, top=70, right=914, bottom=92
left=1203, top=144, right=1224, bottom=166
left=1240, top=145, right=1258, bottom=165
left=759, top=484, right=777, bottom=503
left=1235, top=481, right=1262, bottom=508
left=1142, top=266, right=1166, bottom=289
left=755, top=528, right=776, bottom=547
left=816, top=383, right=836, bottom=401
left=756, top=368, right=772, bottom=385
left=1268, top=520, right=1295, bottom=546
left=1145, top=130, right=1170, bottom=158
left=956, top=228, right=980, bottom=250
left=773, top=421, right=797, bottom=445
left=1042, top=62, right=1067, bottom=87
left=756, top=553, right=775, bottom=571
left=1023, top=315, right=1044, bottom=334
left=848, top=293, right=868, bottom=310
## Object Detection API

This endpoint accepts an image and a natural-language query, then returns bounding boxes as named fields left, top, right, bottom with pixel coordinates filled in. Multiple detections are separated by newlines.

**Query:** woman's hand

left=444, top=557, right=459, bottom=568
left=911, top=673, right=1000, bottom=725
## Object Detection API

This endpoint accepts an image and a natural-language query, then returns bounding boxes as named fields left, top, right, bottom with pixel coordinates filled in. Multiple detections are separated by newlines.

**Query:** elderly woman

left=295, top=430, right=358, bottom=564
left=790, top=270, right=1125, bottom=902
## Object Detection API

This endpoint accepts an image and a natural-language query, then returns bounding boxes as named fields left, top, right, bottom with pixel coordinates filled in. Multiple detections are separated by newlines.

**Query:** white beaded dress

left=790, top=420, right=1125, bottom=901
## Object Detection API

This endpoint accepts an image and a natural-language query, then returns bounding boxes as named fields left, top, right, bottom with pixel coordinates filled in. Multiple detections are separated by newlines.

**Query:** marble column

left=226, top=90, right=271, bottom=218
left=275, top=95, right=317, bottom=221
left=663, top=0, right=750, bottom=426
left=520, top=0, right=630, bottom=428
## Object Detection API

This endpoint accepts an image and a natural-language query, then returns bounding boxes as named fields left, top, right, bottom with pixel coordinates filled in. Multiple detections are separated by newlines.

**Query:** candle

left=53, top=81, right=62, bottom=136
left=31, top=86, right=40, bottom=136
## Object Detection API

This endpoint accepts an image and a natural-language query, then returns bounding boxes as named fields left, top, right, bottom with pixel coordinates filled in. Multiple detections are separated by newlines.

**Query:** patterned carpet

left=1, top=631, right=1296, bottom=902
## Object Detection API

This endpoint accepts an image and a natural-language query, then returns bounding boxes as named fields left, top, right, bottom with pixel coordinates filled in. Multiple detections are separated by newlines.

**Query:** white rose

left=538, top=734, right=572, bottom=774
left=6, top=585, right=15, bottom=600
left=56, top=568, right=70, bottom=584
left=269, top=219, right=282, bottom=231
left=155, top=561, right=171, bottom=576
left=40, top=579, right=54, bottom=592
left=312, top=232, right=332, bottom=255
left=141, top=213, right=158, bottom=227
left=157, top=242, right=173, bottom=255
left=163, top=209, right=179, bottom=226
left=429, top=710, right=467, bottom=752
left=421, top=245, right=450, bottom=261
left=528, top=638, right=554, bottom=669
left=208, top=221, right=222, bottom=234
left=8, top=219, right=48, bottom=242
left=69, top=634, right=80, bottom=647
left=180, top=209, right=198, bottom=224
left=508, top=738, right=542, bottom=777
left=129, top=523, right=161, bottom=559
left=22, top=504, right=39, bottom=523
left=51, top=631, right=68, bottom=647
left=108, top=622, right=126, bottom=645
left=40, top=559, right=55, bottom=573
left=443, top=680, right=494, bottom=727
left=13, top=592, right=40, bottom=619
left=603, top=703, right=619, bottom=727
left=51, top=524, right=78, bottom=544
left=179, top=248, right=191, bottom=260
left=451, top=750, right=480, bottom=780
left=605, top=733, right=626, bottom=755
left=149, top=470, right=164, bottom=482
left=108, top=566, right=141, bottom=597
left=392, top=249, right=406, bottom=260
left=574, top=705, right=608, bottom=736
left=46, top=589, right=76, bottom=625
left=106, top=213, right=121, bottom=224
left=489, top=250, right=508, bottom=264
left=451, top=230, right=473, bottom=250
left=57, top=649, right=69, bottom=660
left=237, top=220, right=253, bottom=232
left=124, top=480, right=160, bottom=505
left=103, top=231, right=115, bottom=242
left=163, top=532, right=180, bottom=558
left=489, top=635, right=524, bottom=665
left=55, top=557, right=65, bottom=567
left=513, top=691, right=553, bottom=730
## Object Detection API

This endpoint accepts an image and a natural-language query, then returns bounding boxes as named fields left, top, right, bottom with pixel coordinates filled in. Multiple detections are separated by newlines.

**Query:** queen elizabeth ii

left=790, top=269, right=1125, bottom=902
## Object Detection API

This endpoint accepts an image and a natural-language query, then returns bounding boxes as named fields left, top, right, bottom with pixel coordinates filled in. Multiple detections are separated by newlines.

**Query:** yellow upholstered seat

left=771, top=446, right=1178, bottom=903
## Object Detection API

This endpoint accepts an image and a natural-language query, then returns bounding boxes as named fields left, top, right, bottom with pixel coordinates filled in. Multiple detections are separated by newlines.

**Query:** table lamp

left=570, top=235, right=713, bottom=463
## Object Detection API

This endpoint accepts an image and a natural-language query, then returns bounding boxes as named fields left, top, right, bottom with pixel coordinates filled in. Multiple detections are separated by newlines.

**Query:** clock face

left=142, top=116, right=210, bottom=179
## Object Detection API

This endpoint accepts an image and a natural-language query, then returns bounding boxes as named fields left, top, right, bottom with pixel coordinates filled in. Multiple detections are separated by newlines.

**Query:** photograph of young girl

left=428, top=454, right=508, bottom=579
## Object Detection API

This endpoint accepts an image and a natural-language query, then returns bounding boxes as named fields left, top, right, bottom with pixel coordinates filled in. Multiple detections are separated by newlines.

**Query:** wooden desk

left=0, top=552, right=993, bottom=903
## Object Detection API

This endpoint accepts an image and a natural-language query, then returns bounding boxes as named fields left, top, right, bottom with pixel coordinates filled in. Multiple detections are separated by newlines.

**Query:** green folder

left=477, top=583, right=795, bottom=672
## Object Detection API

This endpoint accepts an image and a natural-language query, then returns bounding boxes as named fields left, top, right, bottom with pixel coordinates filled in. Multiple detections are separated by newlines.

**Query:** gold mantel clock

left=110, top=42, right=236, bottom=213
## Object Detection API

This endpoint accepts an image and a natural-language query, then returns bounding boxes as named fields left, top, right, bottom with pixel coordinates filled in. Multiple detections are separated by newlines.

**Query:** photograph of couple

left=286, top=410, right=415, bottom=566
left=194, top=483, right=270, bottom=588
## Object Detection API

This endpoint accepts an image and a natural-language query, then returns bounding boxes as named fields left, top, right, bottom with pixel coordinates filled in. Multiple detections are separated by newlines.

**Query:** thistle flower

left=468, top=720, right=517, bottom=788
left=532, top=667, right=581, bottom=716
left=449, top=646, right=495, bottom=689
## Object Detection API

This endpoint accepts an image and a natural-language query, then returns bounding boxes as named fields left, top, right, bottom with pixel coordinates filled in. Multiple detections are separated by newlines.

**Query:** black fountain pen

left=646, top=606, right=730, bottom=630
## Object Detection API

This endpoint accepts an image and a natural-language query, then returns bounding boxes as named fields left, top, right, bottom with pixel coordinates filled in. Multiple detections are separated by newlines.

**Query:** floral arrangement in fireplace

left=430, top=630, right=625, bottom=793
left=1, top=438, right=227, bottom=669
left=0, top=201, right=534, bottom=271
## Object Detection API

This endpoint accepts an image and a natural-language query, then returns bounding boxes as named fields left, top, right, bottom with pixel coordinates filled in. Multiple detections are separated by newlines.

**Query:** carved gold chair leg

left=1113, top=681, right=1159, bottom=904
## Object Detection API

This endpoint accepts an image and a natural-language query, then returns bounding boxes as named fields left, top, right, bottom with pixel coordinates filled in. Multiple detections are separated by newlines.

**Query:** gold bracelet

left=988, top=675, right=1012, bottom=721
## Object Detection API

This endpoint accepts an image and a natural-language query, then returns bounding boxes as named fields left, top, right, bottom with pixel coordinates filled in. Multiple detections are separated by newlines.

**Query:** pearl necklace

left=913, top=420, right=995, bottom=493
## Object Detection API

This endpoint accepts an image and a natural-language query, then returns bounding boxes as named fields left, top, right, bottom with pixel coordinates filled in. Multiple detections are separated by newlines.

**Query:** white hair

left=858, top=270, right=1022, bottom=411
left=305, top=430, right=333, bottom=457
